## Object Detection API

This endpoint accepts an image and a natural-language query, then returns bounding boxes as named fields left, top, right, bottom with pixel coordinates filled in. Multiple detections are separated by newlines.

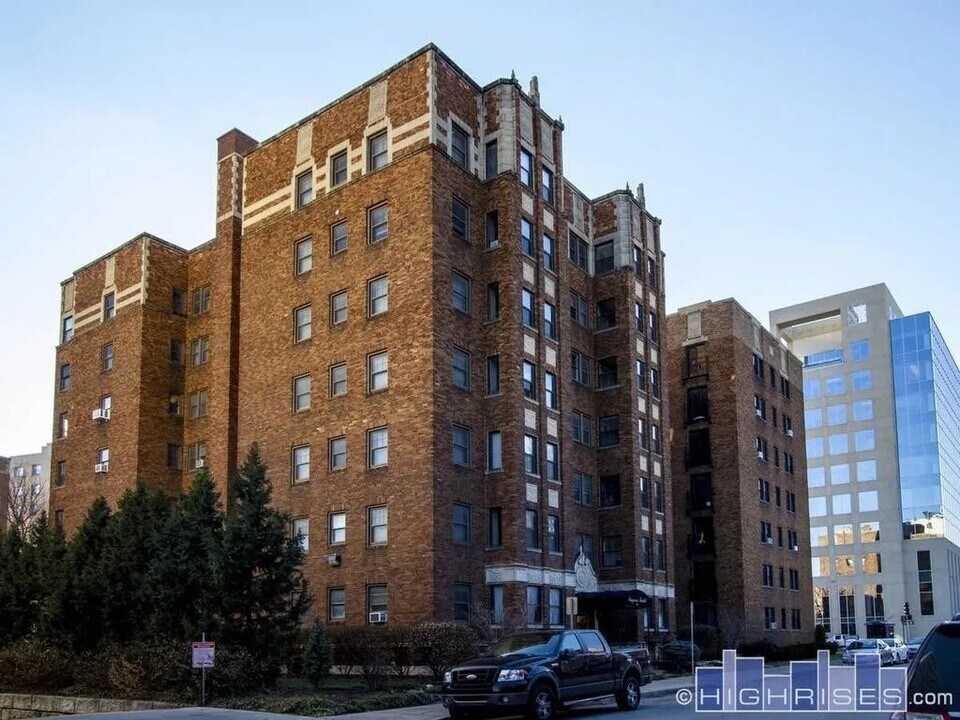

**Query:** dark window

left=573, top=472, right=592, bottom=506
left=166, top=444, right=181, bottom=469
left=636, top=359, right=647, bottom=391
left=171, top=289, right=185, bottom=315
left=596, top=298, right=617, bottom=331
left=486, top=282, right=500, bottom=322
left=452, top=198, right=469, bottom=241
left=687, top=429, right=711, bottom=466
left=547, top=515, right=560, bottom=552
left=918, top=550, right=934, bottom=615
left=632, top=245, right=643, bottom=276
left=577, top=533, right=594, bottom=563
left=655, top=538, right=666, bottom=570
left=521, top=218, right=534, bottom=256
left=488, top=507, right=502, bottom=547
left=595, top=241, right=614, bottom=274
left=572, top=411, right=592, bottom=445
left=368, top=204, right=388, bottom=243
left=59, top=363, right=71, bottom=391
left=542, top=233, right=556, bottom=271
left=542, top=167, right=554, bottom=204
left=56, top=461, right=66, bottom=487
left=598, top=416, right=620, bottom=447
left=752, top=353, right=764, bottom=379
left=102, top=344, right=114, bottom=372
left=486, top=211, right=499, bottom=248
left=686, top=344, right=707, bottom=377
left=453, top=272, right=471, bottom=314
left=453, top=584, right=471, bottom=621
left=687, top=386, right=709, bottom=422
left=650, top=368, right=661, bottom=398
left=647, top=257, right=658, bottom=289
left=522, top=361, right=537, bottom=399
left=368, top=131, right=388, bottom=171
left=451, top=125, right=469, bottom=169
left=569, top=231, right=588, bottom=270
left=599, top=475, right=621, bottom=507
left=331, top=151, right=348, bottom=186
left=486, top=355, right=500, bottom=395
left=191, top=286, right=211, bottom=315
left=331, top=220, right=348, bottom=254
left=296, top=170, right=313, bottom=207
left=654, top=481, right=664, bottom=513
left=519, top=148, right=533, bottom=187
left=525, top=509, right=539, bottom=549
left=543, top=302, right=557, bottom=339
left=452, top=504, right=471, bottom=542
left=597, top=357, right=618, bottom=388
left=648, top=312, right=660, bottom=343
left=572, top=349, right=591, bottom=384
left=485, top=140, right=498, bottom=178
left=521, top=288, right=535, bottom=326
left=601, top=536, right=622, bottom=568
left=570, top=292, right=588, bottom=327
left=640, top=477, right=650, bottom=508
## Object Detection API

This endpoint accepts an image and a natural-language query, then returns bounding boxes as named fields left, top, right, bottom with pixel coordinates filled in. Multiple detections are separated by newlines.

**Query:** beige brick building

left=667, top=300, right=814, bottom=647
left=50, top=45, right=674, bottom=638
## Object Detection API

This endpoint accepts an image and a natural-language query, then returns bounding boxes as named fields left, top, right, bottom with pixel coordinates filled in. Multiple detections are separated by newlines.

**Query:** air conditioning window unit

left=327, top=554, right=341, bottom=566
left=763, top=537, right=773, bottom=545
left=787, top=429, right=794, bottom=437
left=94, top=462, right=109, bottom=474
left=756, top=409, right=763, bottom=418
left=369, top=611, right=388, bottom=624
left=792, top=545, right=799, bottom=552
left=196, top=459, right=205, bottom=469
left=92, top=408, right=110, bottom=421
left=770, top=622, right=778, bottom=630
left=757, top=451, right=765, bottom=459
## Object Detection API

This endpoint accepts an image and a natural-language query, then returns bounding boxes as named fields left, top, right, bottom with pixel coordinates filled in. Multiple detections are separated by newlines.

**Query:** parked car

left=887, top=637, right=910, bottom=664
left=841, top=638, right=894, bottom=666
left=903, top=620, right=959, bottom=718
left=830, top=633, right=860, bottom=648
left=906, top=635, right=927, bottom=661
left=441, top=629, right=650, bottom=720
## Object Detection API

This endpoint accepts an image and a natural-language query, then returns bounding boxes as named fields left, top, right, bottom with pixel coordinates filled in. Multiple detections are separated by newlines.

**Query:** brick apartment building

left=667, top=300, right=814, bottom=646
left=50, top=45, right=674, bottom=636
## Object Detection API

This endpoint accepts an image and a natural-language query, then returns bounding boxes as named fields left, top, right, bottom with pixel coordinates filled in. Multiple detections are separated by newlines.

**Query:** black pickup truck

left=441, top=629, right=651, bottom=720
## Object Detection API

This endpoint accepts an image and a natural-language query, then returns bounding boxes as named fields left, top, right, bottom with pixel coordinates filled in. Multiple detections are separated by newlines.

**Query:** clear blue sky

left=1, top=1, right=958, bottom=455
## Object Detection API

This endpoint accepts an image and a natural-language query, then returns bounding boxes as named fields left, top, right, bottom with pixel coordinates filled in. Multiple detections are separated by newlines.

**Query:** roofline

left=61, top=232, right=187, bottom=285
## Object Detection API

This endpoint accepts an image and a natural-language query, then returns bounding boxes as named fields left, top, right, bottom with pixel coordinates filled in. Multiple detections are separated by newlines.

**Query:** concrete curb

left=643, top=684, right=694, bottom=700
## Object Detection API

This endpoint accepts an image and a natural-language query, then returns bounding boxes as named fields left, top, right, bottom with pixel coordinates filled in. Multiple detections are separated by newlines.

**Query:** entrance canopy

left=577, top=589, right=650, bottom=611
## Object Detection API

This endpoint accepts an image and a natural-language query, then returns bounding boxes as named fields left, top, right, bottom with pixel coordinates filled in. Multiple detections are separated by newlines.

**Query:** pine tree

left=61, top=497, right=112, bottom=649
left=0, top=526, right=31, bottom=643
left=22, top=514, right=68, bottom=641
left=219, top=444, right=311, bottom=678
left=303, top=618, right=334, bottom=689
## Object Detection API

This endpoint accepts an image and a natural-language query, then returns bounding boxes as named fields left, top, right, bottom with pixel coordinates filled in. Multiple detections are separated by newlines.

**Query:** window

left=807, top=438, right=824, bottom=458
left=854, top=429, right=875, bottom=452
left=638, top=420, right=649, bottom=451
left=524, top=434, right=539, bottom=475
left=858, top=490, right=879, bottom=512
left=595, top=298, right=617, bottom=330
left=486, top=282, right=500, bottom=322
left=189, top=390, right=208, bottom=419
left=831, top=464, right=850, bottom=484
left=368, top=427, right=388, bottom=467
left=486, top=355, right=500, bottom=395
left=760, top=521, right=773, bottom=543
left=572, top=411, right=592, bottom=445
left=525, top=509, right=539, bottom=549
left=368, top=585, right=388, bottom=619
left=59, top=363, right=71, bottom=391
left=544, top=371, right=558, bottom=409
left=485, top=211, right=499, bottom=249
left=522, top=361, right=537, bottom=399
left=103, top=291, right=116, bottom=320
left=330, top=291, right=348, bottom=324
left=170, top=339, right=185, bottom=365
left=569, top=231, right=588, bottom=270
left=753, top=353, right=764, bottom=379
left=805, top=408, right=822, bottom=429
left=857, top=460, right=877, bottom=481
left=453, top=272, right=471, bottom=314
left=828, top=434, right=848, bottom=455
left=171, top=288, right=185, bottom=315
left=864, top=584, right=884, bottom=623
left=451, top=347, right=471, bottom=390
left=598, top=416, right=620, bottom=447
left=521, top=288, right=535, bottom=327
left=851, top=370, right=872, bottom=391
left=292, top=518, right=309, bottom=552
left=168, top=394, right=182, bottom=417
left=296, top=171, right=313, bottom=207
left=329, top=437, right=346, bottom=470
left=331, top=221, right=348, bottom=254
left=488, top=508, right=502, bottom=547
left=809, top=497, right=827, bottom=516
left=292, top=445, right=310, bottom=483
left=810, top=526, right=828, bottom=547
left=635, top=302, right=644, bottom=333
left=577, top=534, right=595, bottom=564
left=102, top=344, right=114, bottom=371
left=850, top=339, right=869, bottom=360
left=367, top=351, right=389, bottom=392
left=654, top=480, right=664, bottom=512
left=543, top=302, right=557, bottom=339
left=647, top=258, right=659, bottom=290
left=453, top=584, right=471, bottom=621
left=452, top=504, right=471, bottom=543
left=542, top=167, right=554, bottom=204
left=452, top=197, right=469, bottom=240
left=191, top=337, right=210, bottom=367
left=519, top=148, right=533, bottom=187
left=56, top=461, right=66, bottom=487
left=485, top=140, right=498, bottom=178
left=368, top=131, right=388, bottom=171
left=331, top=151, right=348, bottom=186
left=487, top=431, right=502, bottom=471
left=804, top=378, right=821, bottom=399
left=574, top=472, right=592, bottom=506
left=186, top=443, right=204, bottom=470
left=687, top=386, right=709, bottom=422
left=519, top=217, right=535, bottom=256
left=541, top=234, right=557, bottom=272
left=834, top=524, right=854, bottom=544
left=860, top=521, right=880, bottom=543
left=650, top=368, right=661, bottom=399
left=833, top=493, right=852, bottom=514
left=164, top=444, right=180, bottom=471
left=839, top=587, right=856, bottom=635
left=540, top=514, right=559, bottom=554
left=62, top=316, right=73, bottom=342
left=330, top=363, right=347, bottom=397
left=548, top=588, right=562, bottom=626
left=632, top=245, right=643, bottom=276
left=570, top=292, right=588, bottom=327
left=599, top=475, right=621, bottom=507
left=759, top=479, right=771, bottom=503
left=594, top=241, right=614, bottom=274
left=827, top=404, right=846, bottom=425
left=368, top=203, right=388, bottom=243
left=853, top=400, right=873, bottom=421
left=918, top=550, right=934, bottom=615
left=862, top=553, right=882, bottom=574
left=368, top=276, right=388, bottom=316
left=295, top=237, right=313, bottom=274
left=825, top=375, right=845, bottom=396
left=571, top=351, right=590, bottom=385
left=329, top=512, right=346, bottom=544
left=641, top=536, right=652, bottom=568
left=294, top=304, right=312, bottom=342
left=636, top=359, right=647, bottom=391
left=836, top=555, right=856, bottom=576
left=648, top=312, right=660, bottom=343
left=601, top=536, right=622, bottom=568
left=526, top=586, right=542, bottom=624
left=757, top=436, right=769, bottom=461
left=450, top=124, right=468, bottom=169
left=329, top=588, right=346, bottom=621
left=762, top=564, right=774, bottom=587
left=368, top=506, right=388, bottom=545
left=452, top=425, right=471, bottom=467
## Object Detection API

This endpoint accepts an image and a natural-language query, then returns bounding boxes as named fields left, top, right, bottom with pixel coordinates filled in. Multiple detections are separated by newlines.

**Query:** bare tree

left=717, top=606, right=747, bottom=651
left=3, top=468, right=46, bottom=535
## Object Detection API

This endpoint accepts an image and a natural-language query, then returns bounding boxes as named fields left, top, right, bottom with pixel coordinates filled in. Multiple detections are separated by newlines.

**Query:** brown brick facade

left=50, top=45, right=675, bottom=638
left=667, top=300, right=814, bottom=647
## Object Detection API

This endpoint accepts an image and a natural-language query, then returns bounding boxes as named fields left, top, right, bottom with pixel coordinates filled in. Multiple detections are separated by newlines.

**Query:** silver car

left=841, top=639, right=894, bottom=666
left=886, top=637, right=909, bottom=663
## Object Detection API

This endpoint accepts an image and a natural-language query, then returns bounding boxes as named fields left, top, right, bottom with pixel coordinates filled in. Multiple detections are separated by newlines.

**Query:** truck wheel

left=616, top=673, right=642, bottom=711
left=526, top=683, right=557, bottom=720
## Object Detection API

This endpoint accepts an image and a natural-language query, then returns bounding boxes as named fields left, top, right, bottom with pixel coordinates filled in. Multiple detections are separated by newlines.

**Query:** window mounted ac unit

left=327, top=554, right=341, bottom=567
left=763, top=537, right=773, bottom=545
left=787, top=429, right=794, bottom=437
left=756, top=409, right=763, bottom=418
left=757, top=451, right=765, bottom=459
left=196, top=459, right=205, bottom=468
left=770, top=622, right=778, bottom=630
left=94, top=462, right=109, bottom=474
left=791, top=545, right=799, bottom=552
left=369, top=612, right=388, bottom=624
left=92, top=408, right=110, bottom=421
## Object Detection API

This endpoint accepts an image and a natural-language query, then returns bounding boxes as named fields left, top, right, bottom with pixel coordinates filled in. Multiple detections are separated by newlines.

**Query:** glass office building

left=891, top=313, right=960, bottom=546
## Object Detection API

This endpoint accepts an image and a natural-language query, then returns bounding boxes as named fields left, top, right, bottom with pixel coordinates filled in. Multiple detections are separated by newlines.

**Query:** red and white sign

left=192, top=641, right=215, bottom=669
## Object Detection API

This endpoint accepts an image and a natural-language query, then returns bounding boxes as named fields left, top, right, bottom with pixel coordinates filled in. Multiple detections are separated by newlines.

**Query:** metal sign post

left=192, top=634, right=216, bottom=706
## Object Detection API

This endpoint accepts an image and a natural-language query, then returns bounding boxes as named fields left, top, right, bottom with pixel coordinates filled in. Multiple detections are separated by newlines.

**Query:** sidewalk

left=320, top=673, right=695, bottom=720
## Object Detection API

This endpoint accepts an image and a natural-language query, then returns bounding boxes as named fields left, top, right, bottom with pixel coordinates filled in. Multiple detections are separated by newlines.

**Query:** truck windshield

left=490, top=633, right=560, bottom=657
